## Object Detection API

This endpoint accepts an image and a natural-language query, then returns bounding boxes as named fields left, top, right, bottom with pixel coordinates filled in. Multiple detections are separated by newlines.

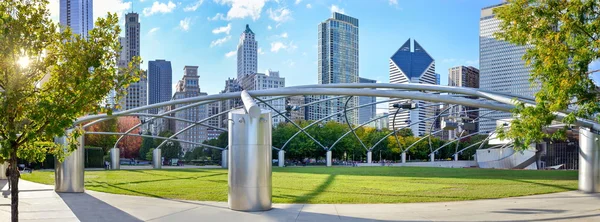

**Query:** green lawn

left=21, top=167, right=578, bottom=204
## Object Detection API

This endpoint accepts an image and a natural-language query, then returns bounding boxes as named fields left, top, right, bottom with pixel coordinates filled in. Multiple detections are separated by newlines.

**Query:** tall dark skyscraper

left=148, top=60, right=173, bottom=114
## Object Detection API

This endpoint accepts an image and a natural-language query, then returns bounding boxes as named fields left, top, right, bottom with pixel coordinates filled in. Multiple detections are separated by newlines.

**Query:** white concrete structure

left=388, top=39, right=436, bottom=136
left=240, top=70, right=286, bottom=125
left=173, top=66, right=208, bottom=153
left=479, top=3, right=536, bottom=133
left=59, top=0, right=93, bottom=37
left=237, top=24, right=257, bottom=80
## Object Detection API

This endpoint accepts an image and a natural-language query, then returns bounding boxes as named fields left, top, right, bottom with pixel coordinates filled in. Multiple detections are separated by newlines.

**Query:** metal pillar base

left=153, top=149, right=162, bottom=169
left=454, top=154, right=458, bottom=161
left=110, top=148, right=120, bottom=170
left=221, top=149, right=228, bottom=169
left=430, top=153, right=435, bottom=162
left=0, top=162, right=8, bottom=179
left=401, top=152, right=406, bottom=164
left=326, top=151, right=332, bottom=167
left=579, top=128, right=600, bottom=192
left=228, top=109, right=272, bottom=211
left=367, top=151, right=372, bottom=164
left=278, top=150, right=285, bottom=167
left=55, top=131, right=84, bottom=193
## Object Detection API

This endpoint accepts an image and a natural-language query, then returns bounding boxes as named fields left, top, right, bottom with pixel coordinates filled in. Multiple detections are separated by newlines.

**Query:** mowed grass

left=21, top=167, right=578, bottom=204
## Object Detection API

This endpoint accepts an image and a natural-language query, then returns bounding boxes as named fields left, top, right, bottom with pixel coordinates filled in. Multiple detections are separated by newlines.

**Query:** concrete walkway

left=1, top=180, right=600, bottom=222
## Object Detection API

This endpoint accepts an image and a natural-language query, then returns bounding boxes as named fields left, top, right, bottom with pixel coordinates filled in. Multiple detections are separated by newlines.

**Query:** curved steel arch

left=279, top=98, right=403, bottom=150
left=74, top=87, right=598, bottom=130
left=85, top=132, right=225, bottom=150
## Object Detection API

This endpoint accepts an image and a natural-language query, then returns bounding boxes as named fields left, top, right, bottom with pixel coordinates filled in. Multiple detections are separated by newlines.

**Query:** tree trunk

left=10, top=155, right=19, bottom=222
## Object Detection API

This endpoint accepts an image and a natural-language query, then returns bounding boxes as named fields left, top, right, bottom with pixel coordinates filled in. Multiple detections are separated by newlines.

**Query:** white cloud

left=295, top=0, right=302, bottom=5
left=214, top=0, right=267, bottom=21
left=184, top=0, right=204, bottom=12
left=143, top=1, right=176, bottom=16
left=148, top=27, right=160, bottom=34
left=270, top=41, right=297, bottom=53
left=306, top=4, right=312, bottom=9
left=330, top=4, right=345, bottom=14
left=212, top=23, right=232, bottom=35
left=179, top=17, right=192, bottom=31
left=273, top=32, right=288, bottom=38
left=267, top=25, right=272, bottom=30
left=208, top=13, right=227, bottom=21
left=268, top=7, right=292, bottom=26
left=210, top=35, right=232, bottom=47
left=225, top=50, right=237, bottom=58
left=389, top=0, right=398, bottom=6
left=271, top=42, right=286, bottom=53
left=258, top=47, right=264, bottom=55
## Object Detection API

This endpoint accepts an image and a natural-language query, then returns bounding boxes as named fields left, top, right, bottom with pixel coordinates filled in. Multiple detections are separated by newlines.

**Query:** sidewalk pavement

left=1, top=179, right=600, bottom=222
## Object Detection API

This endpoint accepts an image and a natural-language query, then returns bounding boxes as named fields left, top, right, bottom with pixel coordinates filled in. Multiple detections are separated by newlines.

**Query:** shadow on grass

left=290, top=174, right=336, bottom=203
left=88, top=181, right=229, bottom=210
left=273, top=166, right=578, bottom=181
left=105, top=172, right=227, bottom=186
left=508, top=179, right=575, bottom=191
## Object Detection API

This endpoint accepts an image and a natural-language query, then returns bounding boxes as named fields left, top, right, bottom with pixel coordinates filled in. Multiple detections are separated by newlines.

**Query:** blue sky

left=49, top=0, right=504, bottom=95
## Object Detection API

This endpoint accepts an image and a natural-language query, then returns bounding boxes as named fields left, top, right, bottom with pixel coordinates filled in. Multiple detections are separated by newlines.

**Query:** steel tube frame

left=72, top=86, right=596, bottom=130
left=86, top=132, right=225, bottom=150
left=343, top=96, right=368, bottom=151
left=280, top=98, right=401, bottom=150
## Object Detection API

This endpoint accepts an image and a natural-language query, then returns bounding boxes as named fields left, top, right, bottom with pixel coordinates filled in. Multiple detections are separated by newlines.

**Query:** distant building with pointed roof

left=237, top=24, right=257, bottom=80
left=389, top=39, right=437, bottom=136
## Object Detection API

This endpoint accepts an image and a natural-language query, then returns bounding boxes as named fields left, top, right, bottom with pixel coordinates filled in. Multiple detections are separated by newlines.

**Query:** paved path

left=1, top=179, right=600, bottom=222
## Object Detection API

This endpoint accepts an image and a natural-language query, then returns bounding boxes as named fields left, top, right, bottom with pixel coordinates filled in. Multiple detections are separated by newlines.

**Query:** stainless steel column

left=278, top=150, right=285, bottom=167
left=367, top=151, right=372, bottom=164
left=221, top=149, right=228, bottom=169
left=326, top=151, right=332, bottom=167
left=110, top=148, right=120, bottom=170
left=401, top=152, right=406, bottom=163
left=430, top=153, right=435, bottom=162
left=454, top=154, right=458, bottom=161
left=153, top=148, right=162, bottom=169
left=579, top=127, right=600, bottom=192
left=55, top=130, right=85, bottom=193
left=228, top=108, right=272, bottom=211
left=0, top=162, right=8, bottom=179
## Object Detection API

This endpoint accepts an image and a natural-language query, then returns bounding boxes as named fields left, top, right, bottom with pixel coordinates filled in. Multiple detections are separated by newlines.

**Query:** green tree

left=494, top=0, right=600, bottom=148
left=140, top=132, right=154, bottom=160
left=155, top=131, right=182, bottom=160
left=0, top=1, right=140, bottom=221
left=146, top=148, right=155, bottom=161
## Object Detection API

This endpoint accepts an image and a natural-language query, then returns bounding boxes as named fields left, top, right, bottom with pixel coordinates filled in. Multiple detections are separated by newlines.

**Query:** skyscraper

left=312, top=12, right=360, bottom=124
left=173, top=66, right=208, bottom=153
left=59, top=0, right=93, bottom=37
left=479, top=3, right=535, bottom=133
left=148, top=60, right=172, bottom=114
left=237, top=24, right=258, bottom=80
left=122, top=12, right=146, bottom=111
left=448, top=66, right=480, bottom=138
left=358, top=77, right=376, bottom=125
left=388, top=39, right=436, bottom=136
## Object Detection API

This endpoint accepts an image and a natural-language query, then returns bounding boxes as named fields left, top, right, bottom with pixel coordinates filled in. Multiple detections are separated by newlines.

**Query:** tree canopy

left=494, top=0, right=600, bottom=148
left=0, top=0, right=141, bottom=220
